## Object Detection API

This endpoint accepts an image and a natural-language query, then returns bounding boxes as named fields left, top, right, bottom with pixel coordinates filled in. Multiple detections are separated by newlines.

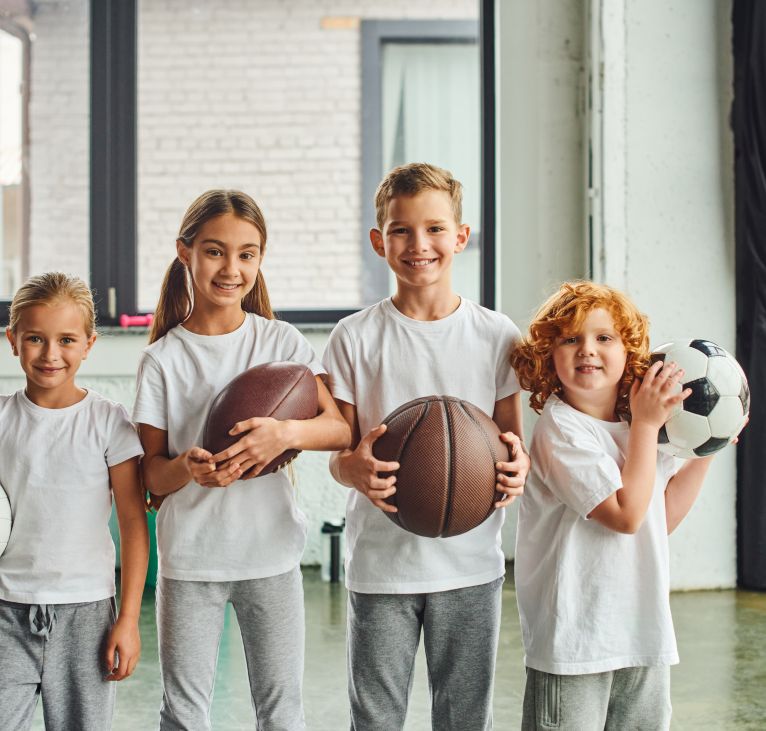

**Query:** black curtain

left=733, top=0, right=766, bottom=590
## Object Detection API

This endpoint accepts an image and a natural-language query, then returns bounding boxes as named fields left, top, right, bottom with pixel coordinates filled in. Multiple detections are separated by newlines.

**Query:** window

left=0, top=2, right=90, bottom=308
left=0, top=0, right=495, bottom=324
left=0, top=23, right=25, bottom=299
left=361, top=20, right=481, bottom=305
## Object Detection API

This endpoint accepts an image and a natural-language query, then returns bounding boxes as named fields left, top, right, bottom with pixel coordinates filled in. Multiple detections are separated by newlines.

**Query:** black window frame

left=1, top=0, right=496, bottom=325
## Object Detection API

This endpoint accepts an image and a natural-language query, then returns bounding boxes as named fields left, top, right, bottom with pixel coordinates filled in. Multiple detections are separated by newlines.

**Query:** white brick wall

left=23, top=0, right=478, bottom=309
left=136, top=0, right=478, bottom=311
left=27, top=0, right=90, bottom=280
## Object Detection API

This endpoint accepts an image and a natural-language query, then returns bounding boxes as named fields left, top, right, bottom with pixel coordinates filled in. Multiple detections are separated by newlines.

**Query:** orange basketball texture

left=203, top=361, right=318, bottom=477
left=373, top=396, right=510, bottom=538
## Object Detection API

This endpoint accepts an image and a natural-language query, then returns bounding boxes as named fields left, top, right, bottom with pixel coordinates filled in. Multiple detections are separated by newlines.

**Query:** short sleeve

left=132, top=352, right=168, bottom=430
left=278, top=322, right=324, bottom=375
left=105, top=403, right=144, bottom=467
left=495, top=316, right=522, bottom=400
left=322, top=323, right=356, bottom=405
left=537, top=421, right=623, bottom=519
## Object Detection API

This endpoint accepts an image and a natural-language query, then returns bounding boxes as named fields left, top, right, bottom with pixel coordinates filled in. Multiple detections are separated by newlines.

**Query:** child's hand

left=495, top=432, right=529, bottom=508
left=105, top=615, right=141, bottom=681
left=183, top=446, right=242, bottom=488
left=630, top=360, right=690, bottom=430
left=340, top=424, right=400, bottom=513
left=214, top=417, right=289, bottom=478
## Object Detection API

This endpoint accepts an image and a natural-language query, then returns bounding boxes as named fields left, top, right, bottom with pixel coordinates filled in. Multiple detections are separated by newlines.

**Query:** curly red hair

left=510, top=281, right=651, bottom=416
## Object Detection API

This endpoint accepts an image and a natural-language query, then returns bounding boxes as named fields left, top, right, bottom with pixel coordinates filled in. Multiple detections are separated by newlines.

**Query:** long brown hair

left=150, top=190, right=274, bottom=343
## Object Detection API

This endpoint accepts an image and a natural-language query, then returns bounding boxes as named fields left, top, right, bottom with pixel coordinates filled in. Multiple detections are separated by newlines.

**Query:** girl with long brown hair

left=133, top=190, right=350, bottom=729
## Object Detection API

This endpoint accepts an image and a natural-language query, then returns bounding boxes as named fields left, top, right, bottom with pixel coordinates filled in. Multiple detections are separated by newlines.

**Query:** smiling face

left=370, top=189, right=469, bottom=294
left=552, top=307, right=628, bottom=420
left=177, top=213, right=263, bottom=313
left=6, top=300, right=96, bottom=406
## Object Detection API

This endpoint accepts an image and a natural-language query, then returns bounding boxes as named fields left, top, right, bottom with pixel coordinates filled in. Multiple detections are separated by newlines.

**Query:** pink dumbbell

left=119, top=313, right=154, bottom=328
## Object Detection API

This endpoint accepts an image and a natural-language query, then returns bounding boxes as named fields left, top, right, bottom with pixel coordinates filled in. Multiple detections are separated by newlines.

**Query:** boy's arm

left=328, top=399, right=400, bottom=513
left=106, top=456, right=149, bottom=680
left=664, top=457, right=713, bottom=534
left=492, top=392, right=529, bottom=508
left=588, top=361, right=688, bottom=534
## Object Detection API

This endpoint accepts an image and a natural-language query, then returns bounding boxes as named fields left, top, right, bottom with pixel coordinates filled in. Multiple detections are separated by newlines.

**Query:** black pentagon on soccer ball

left=740, top=380, right=751, bottom=413
left=694, top=436, right=730, bottom=457
left=690, top=339, right=727, bottom=358
left=683, top=378, right=719, bottom=417
left=658, top=425, right=670, bottom=444
left=650, top=352, right=666, bottom=367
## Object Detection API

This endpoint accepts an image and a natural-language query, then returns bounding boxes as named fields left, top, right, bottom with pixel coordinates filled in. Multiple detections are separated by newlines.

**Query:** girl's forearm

left=143, top=453, right=192, bottom=496
left=117, top=514, right=149, bottom=619
left=283, top=411, right=352, bottom=452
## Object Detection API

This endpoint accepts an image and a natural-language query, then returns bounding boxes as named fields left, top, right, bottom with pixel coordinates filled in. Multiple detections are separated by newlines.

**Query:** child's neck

left=391, top=284, right=461, bottom=322
left=26, top=382, right=88, bottom=410
left=559, top=390, right=620, bottom=422
left=182, top=305, right=246, bottom=336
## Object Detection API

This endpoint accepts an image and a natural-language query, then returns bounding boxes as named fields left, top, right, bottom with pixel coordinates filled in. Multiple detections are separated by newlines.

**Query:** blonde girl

left=133, top=190, right=350, bottom=730
left=0, top=273, right=148, bottom=731
left=510, top=281, right=725, bottom=731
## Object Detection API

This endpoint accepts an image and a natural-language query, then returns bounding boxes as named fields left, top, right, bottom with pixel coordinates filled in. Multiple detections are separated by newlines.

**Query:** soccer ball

left=0, top=482, right=11, bottom=558
left=650, top=340, right=749, bottom=459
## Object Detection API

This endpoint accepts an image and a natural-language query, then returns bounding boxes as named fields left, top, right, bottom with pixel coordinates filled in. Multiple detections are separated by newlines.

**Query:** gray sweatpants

left=156, top=567, right=305, bottom=731
left=347, top=577, right=504, bottom=731
left=0, top=596, right=116, bottom=731
left=521, top=666, right=672, bottom=731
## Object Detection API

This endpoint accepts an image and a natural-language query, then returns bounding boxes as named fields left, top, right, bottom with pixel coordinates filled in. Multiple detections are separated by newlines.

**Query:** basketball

left=0, top=481, right=11, bottom=558
left=203, top=361, right=318, bottom=477
left=372, top=396, right=510, bottom=538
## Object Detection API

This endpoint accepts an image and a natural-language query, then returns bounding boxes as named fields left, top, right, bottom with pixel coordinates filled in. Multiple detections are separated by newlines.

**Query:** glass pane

left=0, top=2, right=91, bottom=299
left=0, top=28, right=23, bottom=298
left=382, top=41, right=481, bottom=302
left=137, top=0, right=479, bottom=313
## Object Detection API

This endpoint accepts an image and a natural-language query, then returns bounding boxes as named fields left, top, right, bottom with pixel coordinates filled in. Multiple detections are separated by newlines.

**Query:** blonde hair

left=8, top=272, right=96, bottom=336
left=510, top=281, right=651, bottom=416
left=374, top=162, right=463, bottom=230
left=150, top=189, right=273, bottom=344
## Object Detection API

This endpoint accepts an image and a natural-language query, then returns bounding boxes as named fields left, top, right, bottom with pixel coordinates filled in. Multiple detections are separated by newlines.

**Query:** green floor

left=32, top=569, right=766, bottom=730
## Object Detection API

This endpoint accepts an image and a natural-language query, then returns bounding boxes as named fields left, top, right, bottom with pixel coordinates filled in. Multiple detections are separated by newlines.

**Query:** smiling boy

left=323, top=163, right=530, bottom=730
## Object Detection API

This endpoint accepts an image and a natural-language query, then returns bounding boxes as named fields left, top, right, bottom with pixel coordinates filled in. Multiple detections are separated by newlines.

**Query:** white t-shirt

left=514, top=394, right=681, bottom=675
left=322, top=297, right=522, bottom=594
left=132, top=313, right=324, bottom=582
left=0, top=389, right=143, bottom=604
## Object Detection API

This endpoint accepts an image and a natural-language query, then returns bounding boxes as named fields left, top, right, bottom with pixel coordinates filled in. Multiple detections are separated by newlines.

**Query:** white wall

left=496, top=0, right=737, bottom=589
left=600, top=0, right=736, bottom=589
left=496, top=0, right=588, bottom=555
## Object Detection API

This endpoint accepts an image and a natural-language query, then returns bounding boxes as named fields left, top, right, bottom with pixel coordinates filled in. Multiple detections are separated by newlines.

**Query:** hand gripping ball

left=203, top=361, right=318, bottom=477
left=650, top=339, right=750, bottom=459
left=372, top=395, right=510, bottom=538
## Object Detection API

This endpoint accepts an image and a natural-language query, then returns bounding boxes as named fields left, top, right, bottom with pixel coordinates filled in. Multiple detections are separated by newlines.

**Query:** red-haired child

left=510, top=281, right=737, bottom=730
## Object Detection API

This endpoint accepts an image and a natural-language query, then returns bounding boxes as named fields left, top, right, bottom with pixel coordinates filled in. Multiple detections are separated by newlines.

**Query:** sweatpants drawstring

left=29, top=604, right=57, bottom=637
